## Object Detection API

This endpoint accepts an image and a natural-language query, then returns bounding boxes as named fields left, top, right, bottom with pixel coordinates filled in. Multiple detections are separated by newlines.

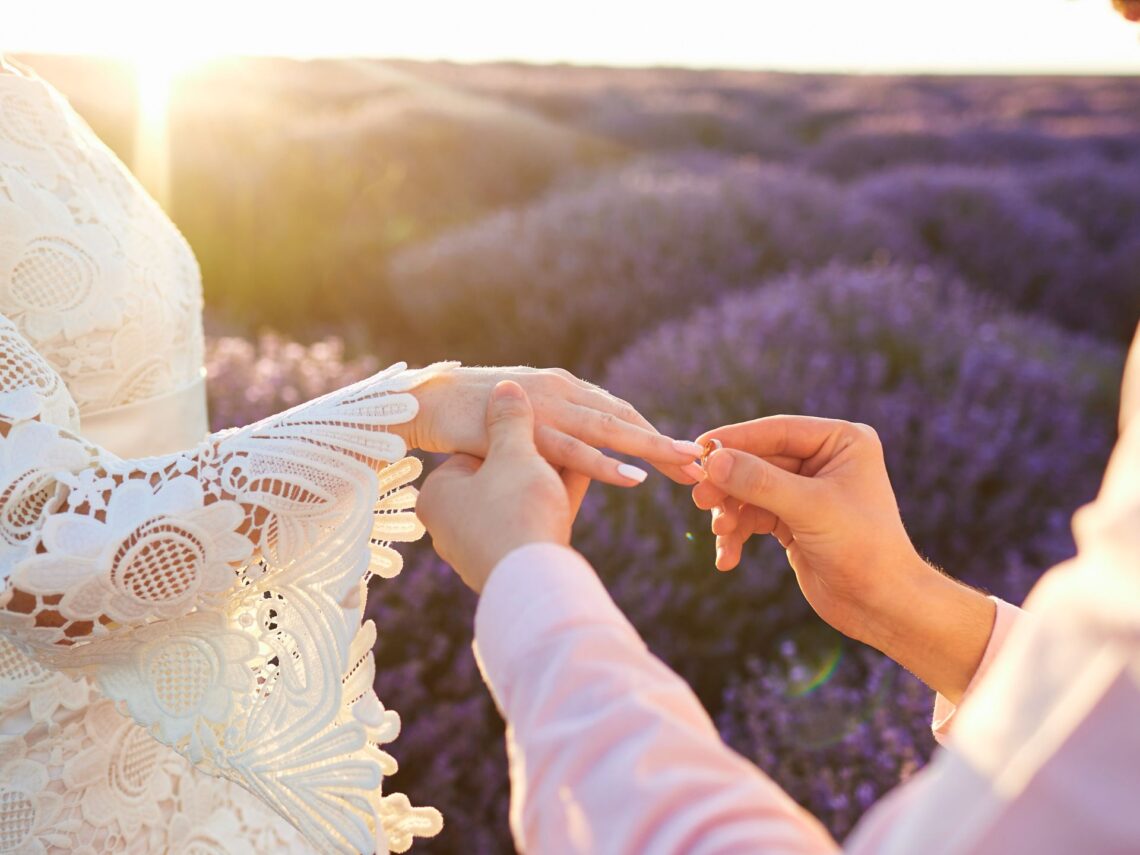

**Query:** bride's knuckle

left=610, top=398, right=638, bottom=422
left=558, top=433, right=580, bottom=457
left=598, top=411, right=621, bottom=434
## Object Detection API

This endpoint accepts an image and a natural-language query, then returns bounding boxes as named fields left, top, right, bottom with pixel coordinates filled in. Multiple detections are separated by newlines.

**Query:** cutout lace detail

left=0, top=68, right=446, bottom=853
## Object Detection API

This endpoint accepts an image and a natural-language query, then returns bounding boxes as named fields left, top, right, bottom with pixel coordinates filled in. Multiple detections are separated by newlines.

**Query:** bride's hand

left=400, top=366, right=704, bottom=486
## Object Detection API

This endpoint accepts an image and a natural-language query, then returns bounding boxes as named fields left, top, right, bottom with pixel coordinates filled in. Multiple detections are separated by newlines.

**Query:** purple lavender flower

left=366, top=553, right=511, bottom=854
left=1022, top=159, right=1140, bottom=342
left=1025, top=157, right=1140, bottom=254
left=567, top=263, right=1121, bottom=835
left=205, top=333, right=379, bottom=430
left=718, top=644, right=935, bottom=840
left=389, top=155, right=914, bottom=374
left=805, top=127, right=1126, bottom=182
left=852, top=166, right=1111, bottom=336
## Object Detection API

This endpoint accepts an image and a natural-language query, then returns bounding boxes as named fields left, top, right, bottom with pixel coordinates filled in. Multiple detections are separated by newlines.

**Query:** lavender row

left=389, top=155, right=913, bottom=373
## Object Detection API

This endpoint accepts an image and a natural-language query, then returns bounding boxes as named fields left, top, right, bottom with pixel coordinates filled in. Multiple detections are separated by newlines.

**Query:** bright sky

left=4, top=0, right=1139, bottom=74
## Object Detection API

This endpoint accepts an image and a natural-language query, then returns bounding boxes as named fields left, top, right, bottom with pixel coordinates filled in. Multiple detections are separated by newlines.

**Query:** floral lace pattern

left=0, top=69, right=203, bottom=415
left=0, top=67, right=446, bottom=853
left=0, top=336, right=449, bottom=853
left=0, top=666, right=307, bottom=855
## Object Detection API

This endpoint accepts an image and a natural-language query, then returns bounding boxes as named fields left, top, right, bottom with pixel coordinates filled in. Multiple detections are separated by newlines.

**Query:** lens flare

left=786, top=640, right=843, bottom=698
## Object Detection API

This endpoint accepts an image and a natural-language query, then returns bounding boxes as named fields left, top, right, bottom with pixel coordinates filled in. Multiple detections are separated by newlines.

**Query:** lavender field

left=34, top=55, right=1139, bottom=851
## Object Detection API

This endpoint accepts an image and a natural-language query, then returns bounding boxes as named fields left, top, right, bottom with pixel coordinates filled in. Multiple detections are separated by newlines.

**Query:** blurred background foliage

left=22, top=53, right=1138, bottom=852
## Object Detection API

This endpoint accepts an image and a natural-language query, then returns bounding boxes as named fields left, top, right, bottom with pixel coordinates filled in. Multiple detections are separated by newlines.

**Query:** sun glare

left=131, top=45, right=215, bottom=207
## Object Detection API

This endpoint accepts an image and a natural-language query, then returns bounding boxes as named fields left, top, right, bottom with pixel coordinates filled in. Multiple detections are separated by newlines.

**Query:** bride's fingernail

left=617, top=463, right=648, bottom=484
left=672, top=439, right=705, bottom=457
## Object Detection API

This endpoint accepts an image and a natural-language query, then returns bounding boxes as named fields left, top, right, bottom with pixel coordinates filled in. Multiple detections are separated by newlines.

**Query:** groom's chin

left=1116, top=0, right=1140, bottom=21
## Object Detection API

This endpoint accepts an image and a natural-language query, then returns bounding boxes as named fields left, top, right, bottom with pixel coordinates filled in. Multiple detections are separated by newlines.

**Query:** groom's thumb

left=705, top=447, right=817, bottom=528
left=486, top=380, right=537, bottom=458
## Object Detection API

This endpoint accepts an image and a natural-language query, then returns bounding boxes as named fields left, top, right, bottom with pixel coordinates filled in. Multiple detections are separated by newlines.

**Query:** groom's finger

left=435, top=453, right=482, bottom=477
left=741, top=504, right=779, bottom=538
left=486, top=381, right=538, bottom=458
left=697, top=415, right=844, bottom=462
left=417, top=454, right=482, bottom=530
left=711, top=500, right=742, bottom=536
left=692, top=454, right=803, bottom=509
left=715, top=532, right=745, bottom=571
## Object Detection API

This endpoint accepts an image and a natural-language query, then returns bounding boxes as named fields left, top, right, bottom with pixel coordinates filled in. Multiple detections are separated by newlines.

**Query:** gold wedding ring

left=700, top=438, right=722, bottom=468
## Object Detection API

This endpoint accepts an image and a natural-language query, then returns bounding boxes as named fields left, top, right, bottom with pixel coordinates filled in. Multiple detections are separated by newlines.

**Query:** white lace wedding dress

left=0, top=64, right=444, bottom=853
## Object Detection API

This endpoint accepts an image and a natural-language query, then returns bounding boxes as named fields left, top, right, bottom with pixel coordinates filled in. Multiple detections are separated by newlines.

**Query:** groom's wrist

left=473, top=537, right=568, bottom=594
left=870, top=564, right=996, bottom=702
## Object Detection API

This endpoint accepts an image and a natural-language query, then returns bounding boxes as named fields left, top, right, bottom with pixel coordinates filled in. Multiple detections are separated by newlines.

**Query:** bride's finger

left=562, top=470, right=591, bottom=521
left=557, top=402, right=703, bottom=480
left=565, top=387, right=698, bottom=485
left=536, top=425, right=649, bottom=487
left=564, top=403, right=699, bottom=460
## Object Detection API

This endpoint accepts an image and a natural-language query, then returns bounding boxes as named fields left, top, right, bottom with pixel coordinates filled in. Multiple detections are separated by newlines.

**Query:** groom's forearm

left=473, top=543, right=839, bottom=855
left=866, top=564, right=999, bottom=706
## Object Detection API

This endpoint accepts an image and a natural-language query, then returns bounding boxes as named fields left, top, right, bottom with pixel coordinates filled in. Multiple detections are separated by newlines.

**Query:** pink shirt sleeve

left=473, top=542, right=839, bottom=855
left=930, top=597, right=1023, bottom=745
left=475, top=538, right=1140, bottom=854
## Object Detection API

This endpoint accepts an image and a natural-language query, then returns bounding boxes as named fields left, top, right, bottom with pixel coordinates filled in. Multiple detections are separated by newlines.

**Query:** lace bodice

left=0, top=64, right=444, bottom=853
left=0, top=67, right=205, bottom=439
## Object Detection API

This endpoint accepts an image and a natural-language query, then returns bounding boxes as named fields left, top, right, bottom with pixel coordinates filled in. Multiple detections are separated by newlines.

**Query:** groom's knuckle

left=489, top=401, right=527, bottom=427
left=853, top=422, right=880, bottom=445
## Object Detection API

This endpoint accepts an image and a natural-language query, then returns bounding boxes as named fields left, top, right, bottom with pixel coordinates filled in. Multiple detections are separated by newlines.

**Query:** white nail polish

left=617, top=463, right=648, bottom=484
left=672, top=439, right=705, bottom=457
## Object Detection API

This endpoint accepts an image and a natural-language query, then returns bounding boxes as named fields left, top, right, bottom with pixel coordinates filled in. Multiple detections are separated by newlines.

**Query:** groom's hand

left=691, top=415, right=995, bottom=703
left=692, top=416, right=950, bottom=649
left=418, top=381, right=589, bottom=593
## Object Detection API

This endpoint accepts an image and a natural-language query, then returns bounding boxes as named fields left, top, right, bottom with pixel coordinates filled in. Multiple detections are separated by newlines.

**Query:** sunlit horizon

left=5, top=0, right=1140, bottom=75
left=10, top=0, right=1139, bottom=206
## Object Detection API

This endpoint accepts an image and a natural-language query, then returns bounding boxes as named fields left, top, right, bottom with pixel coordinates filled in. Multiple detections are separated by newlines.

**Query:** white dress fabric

left=0, top=65, right=444, bottom=854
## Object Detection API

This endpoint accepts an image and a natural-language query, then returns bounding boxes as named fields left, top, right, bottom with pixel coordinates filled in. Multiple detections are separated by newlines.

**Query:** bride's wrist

left=388, top=417, right=416, bottom=450
left=395, top=372, right=450, bottom=452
